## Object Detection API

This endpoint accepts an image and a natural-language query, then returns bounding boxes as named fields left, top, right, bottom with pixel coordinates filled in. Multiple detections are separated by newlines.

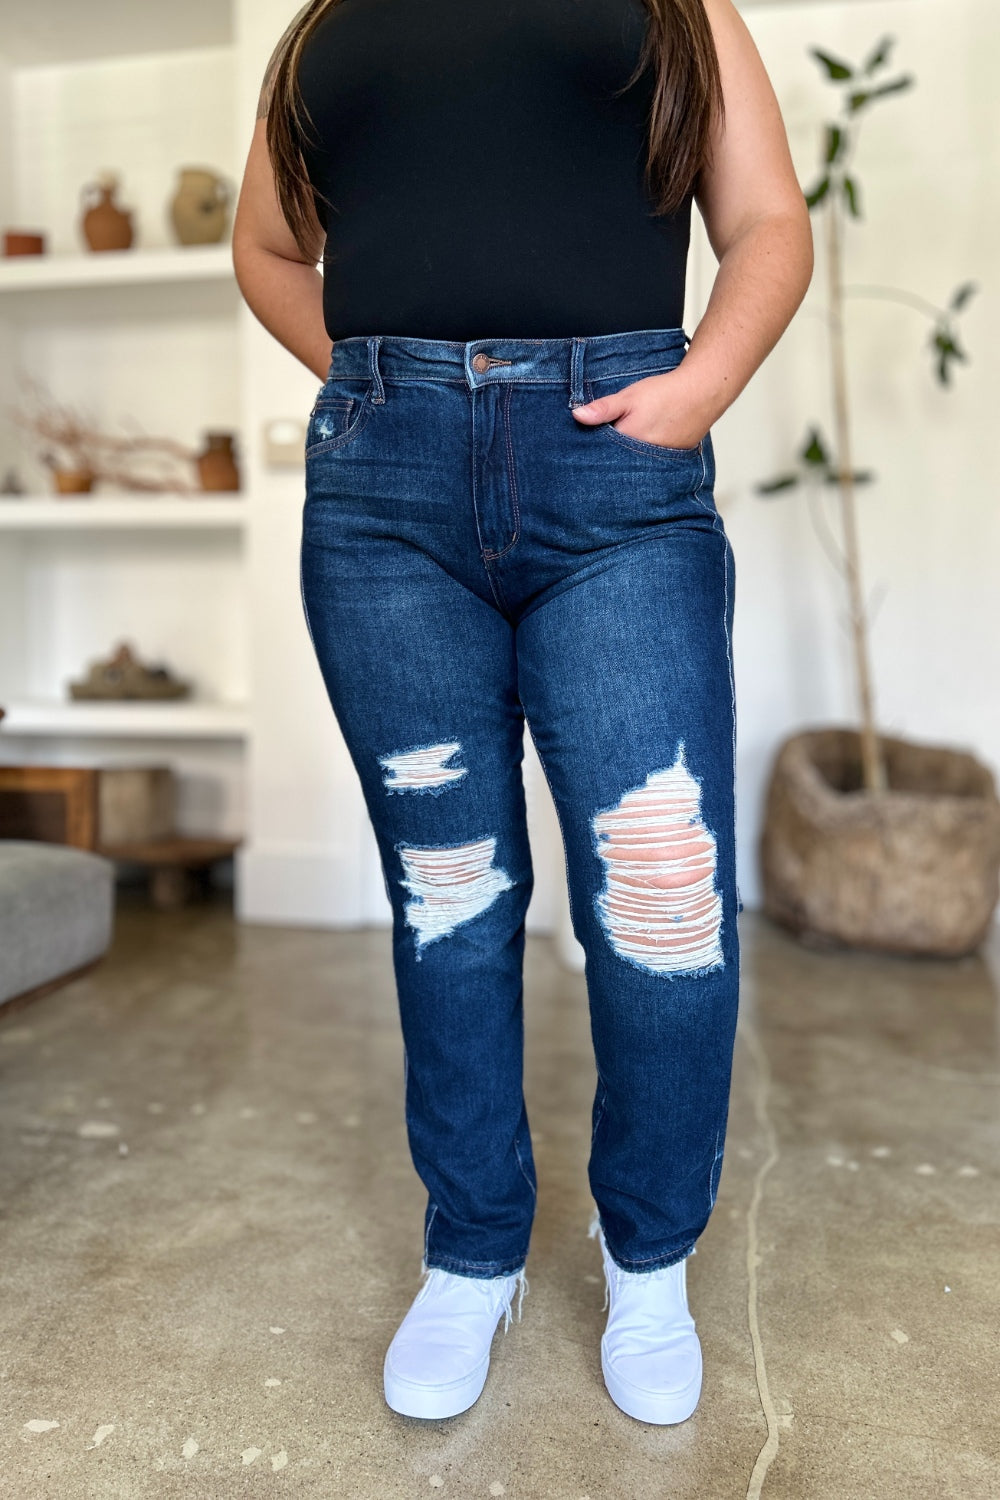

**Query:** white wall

left=234, top=0, right=999, bottom=934
left=706, top=0, right=1000, bottom=907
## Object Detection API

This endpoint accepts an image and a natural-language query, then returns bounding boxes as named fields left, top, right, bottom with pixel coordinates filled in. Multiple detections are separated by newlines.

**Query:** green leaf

left=824, top=124, right=846, bottom=165
left=869, top=75, right=917, bottom=105
left=801, top=428, right=831, bottom=468
left=847, top=75, right=912, bottom=114
left=811, top=47, right=854, bottom=81
left=934, top=329, right=967, bottom=361
left=806, top=176, right=831, bottom=210
left=949, top=281, right=977, bottom=312
left=756, top=475, right=801, bottom=495
left=863, top=36, right=895, bottom=75
left=932, top=327, right=969, bottom=387
left=843, top=175, right=861, bottom=218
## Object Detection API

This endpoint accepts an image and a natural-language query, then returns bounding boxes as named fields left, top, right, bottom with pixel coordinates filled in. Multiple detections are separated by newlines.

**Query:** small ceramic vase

left=169, top=168, right=232, bottom=246
left=53, top=468, right=95, bottom=495
left=3, top=230, right=46, bottom=257
left=196, top=433, right=240, bottom=492
left=80, top=172, right=134, bottom=252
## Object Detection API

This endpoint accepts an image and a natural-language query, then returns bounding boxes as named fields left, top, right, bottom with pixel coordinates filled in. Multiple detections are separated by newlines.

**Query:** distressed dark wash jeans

left=300, top=328, right=739, bottom=1277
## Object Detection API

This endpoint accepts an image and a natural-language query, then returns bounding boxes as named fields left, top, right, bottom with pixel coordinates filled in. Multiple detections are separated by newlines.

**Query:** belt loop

left=368, top=335, right=386, bottom=404
left=568, top=336, right=586, bottom=408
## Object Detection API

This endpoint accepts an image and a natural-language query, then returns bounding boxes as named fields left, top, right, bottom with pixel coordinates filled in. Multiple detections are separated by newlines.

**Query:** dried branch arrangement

left=8, top=374, right=202, bottom=493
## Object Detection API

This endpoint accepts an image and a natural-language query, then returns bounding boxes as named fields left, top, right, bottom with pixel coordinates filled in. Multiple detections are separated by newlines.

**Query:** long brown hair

left=261, top=0, right=724, bottom=262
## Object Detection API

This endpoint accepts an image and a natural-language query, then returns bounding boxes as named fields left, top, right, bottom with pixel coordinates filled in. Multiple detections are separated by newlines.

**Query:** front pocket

left=305, top=381, right=376, bottom=457
left=583, top=376, right=702, bottom=460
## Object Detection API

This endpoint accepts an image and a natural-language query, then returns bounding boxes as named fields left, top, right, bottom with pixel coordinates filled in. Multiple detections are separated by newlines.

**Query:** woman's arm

left=572, top=0, right=814, bottom=448
left=232, top=46, right=332, bottom=383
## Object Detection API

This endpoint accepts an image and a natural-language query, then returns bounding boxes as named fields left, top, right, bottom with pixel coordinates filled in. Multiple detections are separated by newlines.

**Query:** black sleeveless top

left=296, top=0, right=692, bottom=341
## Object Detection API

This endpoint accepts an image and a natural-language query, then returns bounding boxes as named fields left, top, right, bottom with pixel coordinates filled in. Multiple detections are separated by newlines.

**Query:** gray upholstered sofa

left=0, top=840, right=115, bottom=1008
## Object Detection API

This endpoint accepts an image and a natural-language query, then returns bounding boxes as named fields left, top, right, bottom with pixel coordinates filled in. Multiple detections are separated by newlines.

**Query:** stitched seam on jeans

left=468, top=386, right=492, bottom=572
left=591, top=1077, right=608, bottom=1148
left=690, top=442, right=735, bottom=976
left=512, top=1135, right=537, bottom=1201
left=585, top=361, right=683, bottom=383
left=483, top=560, right=512, bottom=615
left=298, top=539, right=318, bottom=652
left=690, top=442, right=714, bottom=517
left=702, top=449, right=737, bottom=963
left=708, top=1126, right=725, bottom=1212
left=423, top=1204, right=438, bottom=1265
left=304, top=382, right=375, bottom=457
left=607, top=1241, right=697, bottom=1272
left=424, top=1253, right=527, bottom=1275
left=490, top=382, right=521, bottom=559
left=522, top=716, right=579, bottom=937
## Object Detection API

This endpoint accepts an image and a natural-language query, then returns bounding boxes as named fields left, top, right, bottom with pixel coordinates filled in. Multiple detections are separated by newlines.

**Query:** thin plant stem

left=826, top=196, right=887, bottom=791
left=842, top=283, right=946, bottom=321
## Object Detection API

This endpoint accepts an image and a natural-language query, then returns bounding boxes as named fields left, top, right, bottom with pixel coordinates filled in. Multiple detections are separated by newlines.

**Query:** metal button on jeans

left=471, top=352, right=491, bottom=373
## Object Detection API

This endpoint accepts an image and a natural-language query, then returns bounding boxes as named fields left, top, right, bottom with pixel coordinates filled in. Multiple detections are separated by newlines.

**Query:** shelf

left=0, top=244, right=235, bottom=294
left=0, top=497, right=248, bottom=531
left=0, top=700, right=250, bottom=740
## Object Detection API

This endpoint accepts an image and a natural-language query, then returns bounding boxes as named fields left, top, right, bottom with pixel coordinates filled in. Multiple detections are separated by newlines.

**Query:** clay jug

left=170, top=168, right=232, bottom=246
left=80, top=172, right=134, bottom=252
left=196, top=433, right=240, bottom=492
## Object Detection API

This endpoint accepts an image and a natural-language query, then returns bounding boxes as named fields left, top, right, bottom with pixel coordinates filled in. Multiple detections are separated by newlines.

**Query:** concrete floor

left=1, top=898, right=998, bottom=1499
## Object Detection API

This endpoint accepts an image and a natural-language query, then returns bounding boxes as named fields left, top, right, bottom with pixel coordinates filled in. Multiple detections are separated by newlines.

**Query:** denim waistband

left=325, top=328, right=690, bottom=408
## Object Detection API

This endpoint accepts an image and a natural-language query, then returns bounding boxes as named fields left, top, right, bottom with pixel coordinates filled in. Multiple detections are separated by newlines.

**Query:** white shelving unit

left=0, top=3, right=247, bottom=844
left=0, top=497, right=248, bottom=530
left=0, top=700, right=249, bottom=739
left=0, top=242, right=235, bottom=293
left=0, top=0, right=563, bottom=930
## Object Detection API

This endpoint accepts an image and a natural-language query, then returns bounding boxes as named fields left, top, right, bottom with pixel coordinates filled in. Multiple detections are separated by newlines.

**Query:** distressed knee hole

left=592, top=746, right=723, bottom=976
left=379, top=741, right=468, bottom=795
left=398, top=837, right=513, bottom=955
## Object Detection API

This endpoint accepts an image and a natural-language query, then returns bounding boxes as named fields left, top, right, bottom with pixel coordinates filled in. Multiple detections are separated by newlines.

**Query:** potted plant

left=757, top=37, right=1000, bottom=957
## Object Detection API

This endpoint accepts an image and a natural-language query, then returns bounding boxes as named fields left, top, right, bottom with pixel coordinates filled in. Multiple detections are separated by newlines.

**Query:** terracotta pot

left=169, top=167, right=232, bottom=246
left=196, top=432, right=240, bottom=492
left=53, top=468, right=95, bottom=494
left=760, top=728, right=1000, bottom=958
left=3, top=230, right=46, bottom=257
left=80, top=175, right=134, bottom=252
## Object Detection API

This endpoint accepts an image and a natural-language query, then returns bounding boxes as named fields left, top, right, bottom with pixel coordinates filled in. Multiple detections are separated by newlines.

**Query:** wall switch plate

left=262, top=418, right=307, bottom=468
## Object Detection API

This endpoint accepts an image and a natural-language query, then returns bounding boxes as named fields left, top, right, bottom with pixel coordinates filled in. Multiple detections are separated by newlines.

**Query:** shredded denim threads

left=398, top=837, right=513, bottom=953
left=379, top=742, right=468, bottom=794
left=591, top=747, right=724, bottom=975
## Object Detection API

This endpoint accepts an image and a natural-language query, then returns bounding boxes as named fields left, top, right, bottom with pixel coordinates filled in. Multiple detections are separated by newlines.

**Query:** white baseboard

left=235, top=844, right=384, bottom=927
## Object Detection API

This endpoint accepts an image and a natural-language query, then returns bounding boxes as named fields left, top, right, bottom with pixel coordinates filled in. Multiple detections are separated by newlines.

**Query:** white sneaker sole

left=601, top=1343, right=703, bottom=1425
left=383, top=1352, right=491, bottom=1420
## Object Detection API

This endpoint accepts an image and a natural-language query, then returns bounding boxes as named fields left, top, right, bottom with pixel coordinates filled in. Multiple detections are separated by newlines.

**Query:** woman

left=233, top=0, right=812, bottom=1426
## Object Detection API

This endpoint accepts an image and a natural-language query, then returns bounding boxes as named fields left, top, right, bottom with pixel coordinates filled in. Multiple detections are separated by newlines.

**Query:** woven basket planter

left=760, top=728, right=1000, bottom=957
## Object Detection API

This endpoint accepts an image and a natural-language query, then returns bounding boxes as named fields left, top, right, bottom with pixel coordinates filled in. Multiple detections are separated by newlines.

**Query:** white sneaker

left=383, top=1266, right=526, bottom=1419
left=591, top=1217, right=702, bottom=1425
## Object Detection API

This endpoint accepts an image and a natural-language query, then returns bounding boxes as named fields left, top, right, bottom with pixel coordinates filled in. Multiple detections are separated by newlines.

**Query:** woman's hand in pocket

left=571, top=369, right=712, bottom=451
